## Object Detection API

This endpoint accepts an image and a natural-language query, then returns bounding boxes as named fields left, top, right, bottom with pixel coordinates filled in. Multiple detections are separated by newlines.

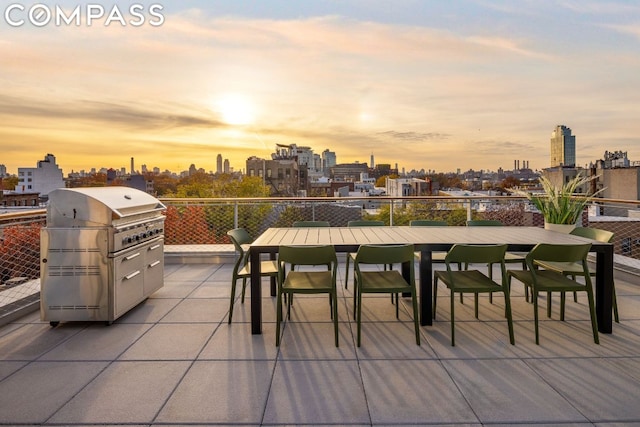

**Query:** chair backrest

left=355, top=244, right=415, bottom=265
left=570, top=227, right=614, bottom=243
left=292, top=221, right=331, bottom=227
left=410, top=220, right=447, bottom=226
left=227, top=228, right=252, bottom=253
left=466, top=220, right=503, bottom=226
left=347, top=220, right=385, bottom=227
left=526, top=243, right=592, bottom=264
left=444, top=244, right=507, bottom=265
left=278, top=245, right=337, bottom=268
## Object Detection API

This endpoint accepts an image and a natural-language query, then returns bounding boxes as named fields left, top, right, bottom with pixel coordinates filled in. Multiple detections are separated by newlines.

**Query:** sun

left=217, top=94, right=256, bottom=125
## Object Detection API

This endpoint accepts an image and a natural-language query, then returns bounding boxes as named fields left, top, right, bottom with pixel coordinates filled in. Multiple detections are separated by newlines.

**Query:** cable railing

left=1, top=195, right=639, bottom=323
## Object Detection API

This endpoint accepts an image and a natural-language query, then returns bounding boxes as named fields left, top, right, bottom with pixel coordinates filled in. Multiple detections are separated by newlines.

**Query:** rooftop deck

left=1, top=256, right=640, bottom=426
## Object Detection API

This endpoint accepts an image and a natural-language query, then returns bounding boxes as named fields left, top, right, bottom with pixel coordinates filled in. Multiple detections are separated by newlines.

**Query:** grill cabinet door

left=40, top=228, right=109, bottom=322
left=112, top=246, right=145, bottom=318
left=144, top=238, right=164, bottom=296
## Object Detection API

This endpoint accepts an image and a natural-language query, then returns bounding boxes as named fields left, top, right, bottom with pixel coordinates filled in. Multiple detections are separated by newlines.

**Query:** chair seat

left=534, top=260, right=588, bottom=275
left=238, top=260, right=279, bottom=277
left=508, top=269, right=589, bottom=292
left=282, top=271, right=334, bottom=292
left=359, top=270, right=411, bottom=292
left=434, top=270, right=503, bottom=292
left=415, top=252, right=447, bottom=262
left=505, top=252, right=526, bottom=262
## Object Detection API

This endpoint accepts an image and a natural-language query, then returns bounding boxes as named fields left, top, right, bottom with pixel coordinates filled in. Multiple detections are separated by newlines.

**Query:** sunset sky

left=2, top=1, right=640, bottom=175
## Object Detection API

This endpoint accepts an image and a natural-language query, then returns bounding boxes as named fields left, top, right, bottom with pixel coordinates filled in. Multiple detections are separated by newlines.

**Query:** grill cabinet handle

left=149, top=244, right=161, bottom=251
left=149, top=260, right=161, bottom=268
left=124, top=270, right=141, bottom=280
left=124, top=253, right=141, bottom=261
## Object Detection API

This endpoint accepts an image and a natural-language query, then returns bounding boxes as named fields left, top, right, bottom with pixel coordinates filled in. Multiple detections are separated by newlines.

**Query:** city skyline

left=2, top=1, right=640, bottom=174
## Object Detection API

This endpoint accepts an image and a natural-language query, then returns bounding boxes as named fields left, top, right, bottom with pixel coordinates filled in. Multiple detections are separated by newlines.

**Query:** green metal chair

left=344, top=220, right=386, bottom=289
left=276, top=245, right=339, bottom=347
left=227, top=228, right=279, bottom=324
left=292, top=220, right=331, bottom=227
left=507, top=243, right=599, bottom=345
left=433, top=244, right=514, bottom=346
left=466, top=219, right=527, bottom=302
left=353, top=244, right=420, bottom=347
left=535, top=227, right=618, bottom=323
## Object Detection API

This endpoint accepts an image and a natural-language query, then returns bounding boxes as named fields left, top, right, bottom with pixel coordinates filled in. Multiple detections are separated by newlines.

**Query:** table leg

left=419, top=249, right=433, bottom=326
left=595, top=246, right=614, bottom=334
left=249, top=248, right=262, bottom=335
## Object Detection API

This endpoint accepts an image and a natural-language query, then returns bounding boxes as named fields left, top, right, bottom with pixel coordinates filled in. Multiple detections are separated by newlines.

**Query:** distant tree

left=375, top=174, right=398, bottom=188
left=500, top=176, right=521, bottom=190
left=429, top=173, right=462, bottom=189
left=174, top=171, right=214, bottom=198
left=147, top=173, right=178, bottom=196
left=68, top=173, right=107, bottom=187
left=0, top=176, right=18, bottom=190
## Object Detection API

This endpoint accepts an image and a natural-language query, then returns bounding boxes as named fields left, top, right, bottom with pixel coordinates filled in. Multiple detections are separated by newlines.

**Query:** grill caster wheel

left=105, top=321, right=112, bottom=326
left=49, top=321, right=59, bottom=327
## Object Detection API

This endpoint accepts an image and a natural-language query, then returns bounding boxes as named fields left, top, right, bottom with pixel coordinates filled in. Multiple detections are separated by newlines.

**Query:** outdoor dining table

left=249, top=226, right=614, bottom=335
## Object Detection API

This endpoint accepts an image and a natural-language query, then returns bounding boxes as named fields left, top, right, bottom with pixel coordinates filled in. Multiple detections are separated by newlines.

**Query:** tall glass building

left=550, top=125, right=576, bottom=167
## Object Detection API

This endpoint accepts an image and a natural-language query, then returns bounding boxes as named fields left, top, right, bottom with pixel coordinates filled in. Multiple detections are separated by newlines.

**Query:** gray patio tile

left=148, top=281, right=200, bottom=298
left=0, top=361, right=108, bottom=424
left=38, top=323, right=152, bottom=361
left=426, top=319, right=519, bottom=359
left=119, top=323, right=214, bottom=360
left=445, top=359, right=588, bottom=424
left=159, top=298, right=229, bottom=323
left=155, top=360, right=274, bottom=424
left=115, top=297, right=182, bottom=323
left=0, top=360, right=27, bottom=381
left=505, top=320, right=603, bottom=358
left=528, top=358, right=640, bottom=422
left=228, top=294, right=280, bottom=324
left=263, top=360, right=370, bottom=425
left=162, top=263, right=220, bottom=281
left=0, top=322, right=84, bottom=360
left=276, top=322, right=356, bottom=359
left=361, top=359, right=478, bottom=425
left=354, top=321, right=435, bottom=359
left=48, top=361, right=190, bottom=424
left=189, top=280, right=234, bottom=298
left=199, top=322, right=280, bottom=360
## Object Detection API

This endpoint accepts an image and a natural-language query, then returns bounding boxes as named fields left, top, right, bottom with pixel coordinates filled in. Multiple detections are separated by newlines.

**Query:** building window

left=266, top=169, right=272, bottom=178
left=258, top=169, right=263, bottom=177
left=285, top=169, right=291, bottom=178
left=622, top=238, right=632, bottom=255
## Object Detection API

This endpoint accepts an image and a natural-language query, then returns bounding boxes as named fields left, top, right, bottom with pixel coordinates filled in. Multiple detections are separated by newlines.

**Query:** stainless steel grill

left=40, top=187, right=166, bottom=326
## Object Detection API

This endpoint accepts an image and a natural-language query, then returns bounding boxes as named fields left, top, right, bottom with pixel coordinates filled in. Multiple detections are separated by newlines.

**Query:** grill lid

left=47, top=187, right=165, bottom=227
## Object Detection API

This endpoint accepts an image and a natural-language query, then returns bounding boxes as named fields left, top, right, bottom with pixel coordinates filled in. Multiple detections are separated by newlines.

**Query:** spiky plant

left=517, top=175, right=602, bottom=225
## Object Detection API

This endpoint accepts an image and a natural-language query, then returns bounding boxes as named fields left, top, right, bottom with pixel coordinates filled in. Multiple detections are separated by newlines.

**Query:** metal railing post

left=234, top=202, right=238, bottom=229
left=389, top=199, right=394, bottom=226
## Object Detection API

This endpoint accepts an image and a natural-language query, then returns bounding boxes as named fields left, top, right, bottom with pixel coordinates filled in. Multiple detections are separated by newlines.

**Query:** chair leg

left=488, top=262, right=493, bottom=304
left=332, top=291, right=339, bottom=347
left=345, top=255, right=350, bottom=290
left=586, top=287, right=600, bottom=344
left=613, top=285, right=619, bottom=323
left=357, top=288, right=363, bottom=347
left=276, top=291, right=283, bottom=346
left=241, top=278, right=247, bottom=303
left=228, top=278, right=238, bottom=324
left=433, top=276, right=439, bottom=319
left=533, top=290, right=540, bottom=345
left=412, top=291, right=421, bottom=346
left=450, top=289, right=456, bottom=346
left=503, top=287, right=515, bottom=345
left=474, top=293, right=479, bottom=319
